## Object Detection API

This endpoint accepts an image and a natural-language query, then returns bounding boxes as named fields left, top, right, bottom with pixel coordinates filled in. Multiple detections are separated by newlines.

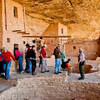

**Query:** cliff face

left=14, top=0, right=100, bottom=39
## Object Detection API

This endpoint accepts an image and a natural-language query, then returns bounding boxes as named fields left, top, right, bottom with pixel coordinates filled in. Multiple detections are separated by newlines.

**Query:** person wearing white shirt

left=78, top=48, right=86, bottom=80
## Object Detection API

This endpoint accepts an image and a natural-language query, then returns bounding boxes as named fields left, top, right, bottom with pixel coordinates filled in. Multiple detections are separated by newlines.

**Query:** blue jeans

left=3, top=61, right=11, bottom=79
left=18, top=56, right=24, bottom=72
left=55, top=58, right=61, bottom=73
left=26, top=58, right=32, bottom=73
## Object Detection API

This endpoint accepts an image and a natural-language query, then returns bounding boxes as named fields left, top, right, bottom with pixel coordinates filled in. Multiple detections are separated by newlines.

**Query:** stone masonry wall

left=2, top=0, right=25, bottom=52
left=25, top=15, right=49, bottom=36
left=0, top=75, right=100, bottom=100
left=1, top=0, right=26, bottom=71
left=64, top=40, right=100, bottom=60
left=0, top=0, right=2, bottom=47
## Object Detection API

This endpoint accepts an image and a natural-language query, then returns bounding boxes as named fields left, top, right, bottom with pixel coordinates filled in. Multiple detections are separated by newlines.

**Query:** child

left=61, top=59, right=71, bottom=75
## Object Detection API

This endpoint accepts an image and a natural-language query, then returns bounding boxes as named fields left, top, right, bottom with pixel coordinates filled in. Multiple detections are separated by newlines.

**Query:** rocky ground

left=0, top=57, right=100, bottom=100
left=0, top=64, right=100, bottom=93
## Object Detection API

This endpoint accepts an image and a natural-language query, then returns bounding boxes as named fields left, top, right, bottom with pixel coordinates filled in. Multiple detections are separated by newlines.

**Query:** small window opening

left=23, top=41, right=25, bottom=44
left=32, top=40, right=36, bottom=43
left=7, top=38, right=10, bottom=43
left=73, top=46, right=76, bottom=49
left=61, top=28, right=63, bottom=34
left=13, top=7, right=18, bottom=18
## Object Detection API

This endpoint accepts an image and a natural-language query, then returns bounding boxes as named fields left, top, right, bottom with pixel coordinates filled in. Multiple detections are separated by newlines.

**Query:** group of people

left=0, top=44, right=50, bottom=80
left=25, top=44, right=49, bottom=75
left=0, top=43, right=86, bottom=80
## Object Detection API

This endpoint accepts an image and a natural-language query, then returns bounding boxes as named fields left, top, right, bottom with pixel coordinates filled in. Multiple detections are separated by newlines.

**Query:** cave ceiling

left=13, top=0, right=100, bottom=25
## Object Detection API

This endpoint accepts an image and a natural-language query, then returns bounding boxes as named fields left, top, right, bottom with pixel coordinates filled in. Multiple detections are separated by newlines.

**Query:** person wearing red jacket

left=0, top=47, right=16, bottom=79
left=40, top=45, right=49, bottom=73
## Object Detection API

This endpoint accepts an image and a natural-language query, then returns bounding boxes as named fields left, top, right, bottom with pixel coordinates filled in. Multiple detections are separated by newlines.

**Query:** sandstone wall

left=42, top=23, right=68, bottom=56
left=25, top=15, right=49, bottom=35
left=2, top=0, right=25, bottom=50
left=13, top=0, right=100, bottom=40
left=58, top=23, right=68, bottom=44
left=64, top=40, right=100, bottom=60
left=0, top=76, right=100, bottom=100
left=1, top=0, right=27, bottom=71
left=0, top=0, right=2, bottom=47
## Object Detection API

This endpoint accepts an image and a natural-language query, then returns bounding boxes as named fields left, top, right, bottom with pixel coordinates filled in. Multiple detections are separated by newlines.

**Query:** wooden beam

left=22, top=35, right=71, bottom=38
left=12, top=30, right=30, bottom=34
left=12, top=30, right=22, bottom=32
left=4, top=0, right=7, bottom=30
left=17, top=31, right=29, bottom=34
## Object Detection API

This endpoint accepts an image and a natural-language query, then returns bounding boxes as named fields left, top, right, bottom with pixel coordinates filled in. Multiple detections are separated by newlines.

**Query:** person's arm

left=66, top=63, right=71, bottom=68
left=40, top=50, right=43, bottom=58
left=53, top=49, right=55, bottom=55
left=15, top=50, right=19, bottom=59
left=34, top=51, right=36, bottom=59
left=78, top=54, right=81, bottom=63
left=9, top=52, right=16, bottom=61
left=0, top=54, right=3, bottom=61
left=79, top=53, right=84, bottom=62
left=62, top=51, right=66, bottom=58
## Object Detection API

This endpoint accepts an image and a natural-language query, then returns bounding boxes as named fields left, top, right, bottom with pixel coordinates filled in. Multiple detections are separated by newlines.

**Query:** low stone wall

left=64, top=39, right=100, bottom=60
left=0, top=75, right=100, bottom=100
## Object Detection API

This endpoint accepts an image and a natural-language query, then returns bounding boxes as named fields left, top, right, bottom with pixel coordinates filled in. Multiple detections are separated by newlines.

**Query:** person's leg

left=54, top=59, right=59, bottom=73
left=79, top=63, right=84, bottom=79
left=81, top=65, right=84, bottom=79
left=43, top=58, right=49, bottom=72
left=41, top=58, right=45, bottom=73
left=25, top=58, right=28, bottom=71
left=79, top=63, right=82, bottom=78
left=68, top=68, right=71, bottom=75
left=58, top=58, right=61, bottom=73
left=18, top=56, right=24, bottom=72
left=32, top=60, right=36, bottom=74
left=39, top=57, right=42, bottom=67
left=28, top=59, right=32, bottom=73
left=15, top=61, right=18, bottom=72
left=5, top=62, right=11, bottom=79
left=3, top=63, right=6, bottom=72
left=61, top=60, right=64, bottom=69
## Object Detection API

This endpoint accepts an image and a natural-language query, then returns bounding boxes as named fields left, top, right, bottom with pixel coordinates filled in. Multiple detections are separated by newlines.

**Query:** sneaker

left=0, top=74, right=5, bottom=78
left=58, top=72, right=62, bottom=73
left=54, top=72, right=59, bottom=74
left=78, top=77, right=82, bottom=80
left=5, top=78, right=11, bottom=80
left=32, top=72, right=36, bottom=75
left=79, top=78, right=84, bottom=80
left=41, top=71, right=45, bottom=73
left=20, top=71, right=24, bottom=74
left=78, top=77, right=84, bottom=80
left=68, top=74, right=71, bottom=76
left=45, top=70, right=49, bottom=72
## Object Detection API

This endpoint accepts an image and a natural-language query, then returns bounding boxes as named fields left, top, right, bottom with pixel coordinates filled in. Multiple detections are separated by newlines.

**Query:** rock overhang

left=13, top=0, right=100, bottom=24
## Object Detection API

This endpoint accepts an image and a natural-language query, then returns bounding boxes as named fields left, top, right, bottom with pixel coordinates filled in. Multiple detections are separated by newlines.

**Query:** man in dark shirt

left=29, top=45, right=36, bottom=75
left=53, top=44, right=62, bottom=74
